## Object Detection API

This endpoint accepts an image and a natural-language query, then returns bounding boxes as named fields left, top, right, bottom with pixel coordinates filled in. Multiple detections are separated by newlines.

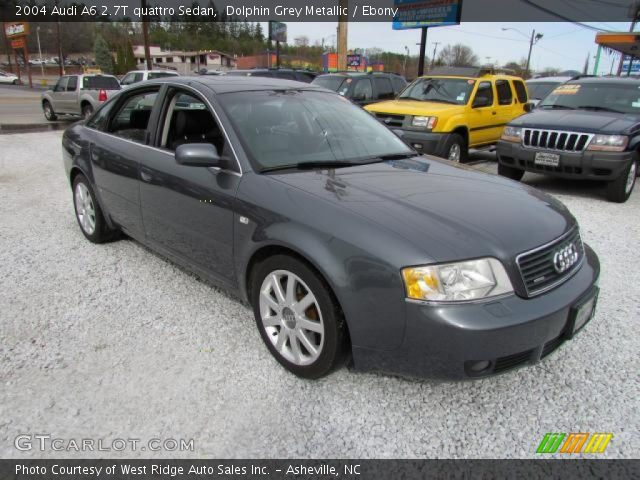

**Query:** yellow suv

left=365, top=67, right=531, bottom=162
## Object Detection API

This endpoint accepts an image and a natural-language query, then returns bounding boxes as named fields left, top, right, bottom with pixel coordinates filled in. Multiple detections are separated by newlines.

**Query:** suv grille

left=523, top=129, right=593, bottom=152
left=516, top=228, right=584, bottom=297
left=375, top=113, right=406, bottom=128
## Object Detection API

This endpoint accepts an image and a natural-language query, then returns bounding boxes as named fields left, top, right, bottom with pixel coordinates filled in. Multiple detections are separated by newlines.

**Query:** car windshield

left=82, top=76, right=120, bottom=90
left=148, top=72, right=177, bottom=79
left=312, top=76, right=347, bottom=93
left=398, top=77, right=475, bottom=105
left=218, top=90, right=413, bottom=170
left=527, top=82, right=563, bottom=100
left=539, top=82, right=640, bottom=114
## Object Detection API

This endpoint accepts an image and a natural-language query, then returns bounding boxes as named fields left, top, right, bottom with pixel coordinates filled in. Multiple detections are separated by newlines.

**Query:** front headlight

left=402, top=258, right=513, bottom=302
left=587, top=134, right=628, bottom=152
left=412, top=116, right=438, bottom=129
left=501, top=126, right=522, bottom=143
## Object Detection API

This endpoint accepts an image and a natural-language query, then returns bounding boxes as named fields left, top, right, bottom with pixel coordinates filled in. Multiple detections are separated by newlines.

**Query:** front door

left=139, top=88, right=240, bottom=284
left=468, top=80, right=497, bottom=147
left=49, top=76, right=68, bottom=112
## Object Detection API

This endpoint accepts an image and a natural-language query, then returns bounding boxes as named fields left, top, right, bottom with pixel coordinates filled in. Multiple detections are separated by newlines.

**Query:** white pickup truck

left=41, top=74, right=121, bottom=121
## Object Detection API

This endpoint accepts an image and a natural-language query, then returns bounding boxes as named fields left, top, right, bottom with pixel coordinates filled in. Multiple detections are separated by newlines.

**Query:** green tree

left=94, top=34, right=113, bottom=73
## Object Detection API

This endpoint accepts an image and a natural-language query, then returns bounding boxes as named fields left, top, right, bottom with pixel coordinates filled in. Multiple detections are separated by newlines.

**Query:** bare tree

left=437, top=44, right=479, bottom=67
left=294, top=36, right=310, bottom=47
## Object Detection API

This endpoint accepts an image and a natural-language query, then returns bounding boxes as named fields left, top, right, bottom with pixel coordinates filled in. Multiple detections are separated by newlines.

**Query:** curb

left=0, top=123, right=68, bottom=134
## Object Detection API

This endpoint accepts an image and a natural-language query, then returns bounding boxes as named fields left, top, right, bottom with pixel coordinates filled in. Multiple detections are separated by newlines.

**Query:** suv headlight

left=501, top=126, right=522, bottom=143
left=402, top=258, right=513, bottom=302
left=412, top=116, right=438, bottom=129
left=587, top=134, right=628, bottom=152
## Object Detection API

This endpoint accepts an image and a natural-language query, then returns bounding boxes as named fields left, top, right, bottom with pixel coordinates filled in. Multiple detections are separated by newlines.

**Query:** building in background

left=132, top=45, right=236, bottom=74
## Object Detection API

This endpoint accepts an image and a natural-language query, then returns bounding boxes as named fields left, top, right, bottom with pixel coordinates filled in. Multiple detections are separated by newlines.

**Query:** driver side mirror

left=523, top=102, right=534, bottom=113
left=472, top=97, right=492, bottom=108
left=175, top=143, right=221, bottom=168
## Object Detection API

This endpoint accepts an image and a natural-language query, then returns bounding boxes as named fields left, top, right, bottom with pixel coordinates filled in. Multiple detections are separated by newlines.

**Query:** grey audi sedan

left=62, top=76, right=600, bottom=380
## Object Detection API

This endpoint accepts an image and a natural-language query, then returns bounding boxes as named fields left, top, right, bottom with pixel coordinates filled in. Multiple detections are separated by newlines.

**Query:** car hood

left=365, top=99, right=464, bottom=117
left=268, top=157, right=576, bottom=263
left=511, top=109, right=640, bottom=134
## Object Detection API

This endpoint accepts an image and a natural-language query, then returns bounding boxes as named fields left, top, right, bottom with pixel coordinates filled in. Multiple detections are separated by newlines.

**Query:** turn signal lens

left=402, top=258, right=513, bottom=303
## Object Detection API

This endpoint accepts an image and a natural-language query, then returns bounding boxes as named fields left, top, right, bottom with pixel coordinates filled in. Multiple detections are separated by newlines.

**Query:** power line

left=453, top=28, right=529, bottom=42
left=519, top=0, right=615, bottom=31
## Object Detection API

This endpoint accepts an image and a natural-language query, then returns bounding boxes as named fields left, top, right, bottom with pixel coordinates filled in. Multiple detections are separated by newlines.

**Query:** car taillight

left=98, top=89, right=107, bottom=102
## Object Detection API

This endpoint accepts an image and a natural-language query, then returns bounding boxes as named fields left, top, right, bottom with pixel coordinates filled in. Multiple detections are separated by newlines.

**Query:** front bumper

left=351, top=244, right=600, bottom=380
left=395, top=129, right=453, bottom=158
left=497, top=141, right=635, bottom=181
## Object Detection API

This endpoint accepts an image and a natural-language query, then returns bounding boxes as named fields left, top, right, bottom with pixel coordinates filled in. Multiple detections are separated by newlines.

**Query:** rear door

left=61, top=75, right=78, bottom=112
left=88, top=86, right=163, bottom=239
left=138, top=87, right=240, bottom=284
left=493, top=79, right=516, bottom=141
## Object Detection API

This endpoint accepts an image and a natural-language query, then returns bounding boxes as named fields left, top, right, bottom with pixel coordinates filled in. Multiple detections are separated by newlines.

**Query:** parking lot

left=0, top=130, right=638, bottom=459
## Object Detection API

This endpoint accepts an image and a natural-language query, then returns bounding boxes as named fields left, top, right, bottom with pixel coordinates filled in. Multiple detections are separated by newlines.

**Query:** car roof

left=527, top=76, right=574, bottom=83
left=316, top=72, right=402, bottom=78
left=570, top=76, right=640, bottom=85
left=148, top=75, right=327, bottom=94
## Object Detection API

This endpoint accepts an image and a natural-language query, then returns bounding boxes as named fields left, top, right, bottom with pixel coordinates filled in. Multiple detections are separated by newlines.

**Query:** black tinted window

left=527, top=82, right=559, bottom=101
left=391, top=76, right=407, bottom=93
left=86, top=101, right=114, bottom=131
left=148, top=72, right=176, bottom=79
left=514, top=80, right=528, bottom=102
left=496, top=80, right=513, bottom=105
left=474, top=82, right=494, bottom=106
left=82, top=76, right=120, bottom=90
left=352, top=78, right=373, bottom=100
left=374, top=77, right=394, bottom=99
left=275, top=71, right=296, bottom=80
left=66, top=76, right=78, bottom=91
left=295, top=72, right=315, bottom=83
left=312, top=76, right=347, bottom=92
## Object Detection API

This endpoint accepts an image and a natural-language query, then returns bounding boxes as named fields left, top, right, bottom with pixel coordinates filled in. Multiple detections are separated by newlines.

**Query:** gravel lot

left=0, top=131, right=638, bottom=459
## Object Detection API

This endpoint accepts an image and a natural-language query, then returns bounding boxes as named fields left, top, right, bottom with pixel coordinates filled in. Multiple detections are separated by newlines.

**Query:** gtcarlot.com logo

left=14, top=434, right=194, bottom=452
left=537, top=432, right=613, bottom=454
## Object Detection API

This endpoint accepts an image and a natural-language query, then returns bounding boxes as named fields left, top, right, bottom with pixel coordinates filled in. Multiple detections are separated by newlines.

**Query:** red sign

left=11, top=38, right=25, bottom=49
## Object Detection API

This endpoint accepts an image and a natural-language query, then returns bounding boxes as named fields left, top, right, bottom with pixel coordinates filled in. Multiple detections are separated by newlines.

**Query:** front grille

left=523, top=129, right=593, bottom=152
left=494, top=349, right=534, bottom=373
left=375, top=113, right=406, bottom=128
left=516, top=228, right=584, bottom=297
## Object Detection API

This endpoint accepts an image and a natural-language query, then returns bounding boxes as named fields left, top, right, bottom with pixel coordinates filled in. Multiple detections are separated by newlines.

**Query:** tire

left=12, top=79, right=18, bottom=85
left=72, top=174, right=119, bottom=243
left=82, top=103, right=94, bottom=119
left=43, top=101, right=57, bottom=121
left=606, top=161, right=637, bottom=203
left=250, top=255, right=349, bottom=379
left=441, top=133, right=468, bottom=163
left=498, top=162, right=525, bottom=182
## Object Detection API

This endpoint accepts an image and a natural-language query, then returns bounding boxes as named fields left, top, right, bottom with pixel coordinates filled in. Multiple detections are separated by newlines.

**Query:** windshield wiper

left=260, top=161, right=360, bottom=173
left=539, top=104, right=575, bottom=110
left=576, top=105, right=624, bottom=113
left=375, top=153, right=417, bottom=161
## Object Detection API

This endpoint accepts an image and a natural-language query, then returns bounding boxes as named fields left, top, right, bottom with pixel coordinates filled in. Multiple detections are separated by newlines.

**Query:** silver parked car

left=41, top=74, right=121, bottom=120
left=120, top=69, right=179, bottom=88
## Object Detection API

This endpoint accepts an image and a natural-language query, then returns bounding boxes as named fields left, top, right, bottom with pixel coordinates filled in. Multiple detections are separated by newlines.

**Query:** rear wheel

left=72, top=174, right=119, bottom=243
left=43, top=101, right=57, bottom=121
left=498, top=163, right=525, bottom=181
left=606, top=161, right=636, bottom=203
left=251, top=255, right=349, bottom=379
left=442, top=133, right=468, bottom=163
left=82, top=103, right=94, bottom=119
left=12, top=79, right=18, bottom=85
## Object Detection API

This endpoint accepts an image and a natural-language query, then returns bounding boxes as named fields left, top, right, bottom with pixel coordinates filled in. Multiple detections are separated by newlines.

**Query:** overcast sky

left=262, top=22, right=633, bottom=74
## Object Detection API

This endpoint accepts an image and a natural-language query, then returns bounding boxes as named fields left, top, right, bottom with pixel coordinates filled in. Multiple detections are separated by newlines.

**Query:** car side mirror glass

left=175, top=143, right=222, bottom=168
left=523, top=102, right=534, bottom=113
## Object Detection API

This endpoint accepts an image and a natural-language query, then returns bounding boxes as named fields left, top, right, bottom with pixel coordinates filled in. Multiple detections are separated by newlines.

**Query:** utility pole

left=430, top=41, right=440, bottom=70
left=524, top=30, right=543, bottom=79
left=417, top=27, right=427, bottom=77
left=141, top=0, right=152, bottom=70
left=337, top=0, right=348, bottom=71
left=55, top=21, right=64, bottom=75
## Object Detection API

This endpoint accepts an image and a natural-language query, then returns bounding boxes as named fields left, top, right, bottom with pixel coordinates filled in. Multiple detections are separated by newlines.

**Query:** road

left=0, top=84, right=75, bottom=130
left=0, top=131, right=638, bottom=459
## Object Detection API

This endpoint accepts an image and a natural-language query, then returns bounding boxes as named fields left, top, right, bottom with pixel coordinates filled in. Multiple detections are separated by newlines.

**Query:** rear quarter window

left=496, top=80, right=514, bottom=105
left=513, top=80, right=528, bottom=103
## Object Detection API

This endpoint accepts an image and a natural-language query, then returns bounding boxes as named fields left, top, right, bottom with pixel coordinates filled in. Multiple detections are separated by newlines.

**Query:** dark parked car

left=498, top=77, right=640, bottom=202
left=312, top=72, right=407, bottom=106
left=63, top=76, right=599, bottom=380
left=225, top=68, right=317, bottom=83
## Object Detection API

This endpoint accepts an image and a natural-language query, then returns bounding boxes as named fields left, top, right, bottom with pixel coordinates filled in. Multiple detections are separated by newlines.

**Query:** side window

left=391, top=77, right=406, bottom=94
left=54, top=77, right=68, bottom=92
left=496, top=80, right=513, bottom=105
left=107, top=91, right=159, bottom=143
left=473, top=81, right=494, bottom=107
left=121, top=73, right=134, bottom=85
left=276, top=71, right=296, bottom=80
left=86, top=101, right=115, bottom=131
left=160, top=91, right=227, bottom=158
left=513, top=80, right=528, bottom=103
left=352, top=79, right=373, bottom=101
left=133, top=72, right=144, bottom=83
left=374, top=77, right=394, bottom=100
left=66, top=76, right=78, bottom=91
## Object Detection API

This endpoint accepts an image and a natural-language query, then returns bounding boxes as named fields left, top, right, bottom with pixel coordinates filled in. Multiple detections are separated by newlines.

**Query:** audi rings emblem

left=553, top=243, right=579, bottom=273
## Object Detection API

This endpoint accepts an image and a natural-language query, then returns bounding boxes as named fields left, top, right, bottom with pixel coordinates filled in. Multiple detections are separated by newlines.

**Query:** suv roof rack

left=426, top=66, right=510, bottom=77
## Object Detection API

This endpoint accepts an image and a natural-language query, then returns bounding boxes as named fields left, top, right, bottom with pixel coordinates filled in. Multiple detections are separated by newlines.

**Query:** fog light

left=469, top=360, right=491, bottom=373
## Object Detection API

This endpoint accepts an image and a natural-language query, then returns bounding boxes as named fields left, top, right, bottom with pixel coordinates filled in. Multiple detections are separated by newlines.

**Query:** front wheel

left=251, top=255, right=349, bottom=379
left=442, top=133, right=468, bottom=163
left=498, top=163, right=525, bottom=181
left=12, top=79, right=18, bottom=85
left=606, top=161, right=636, bottom=203
left=43, top=101, right=57, bottom=121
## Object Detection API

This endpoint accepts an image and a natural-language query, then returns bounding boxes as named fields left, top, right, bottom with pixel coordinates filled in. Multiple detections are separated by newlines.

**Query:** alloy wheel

left=626, top=161, right=637, bottom=194
left=259, top=270, right=325, bottom=366
left=448, top=143, right=461, bottom=162
left=74, top=183, right=96, bottom=235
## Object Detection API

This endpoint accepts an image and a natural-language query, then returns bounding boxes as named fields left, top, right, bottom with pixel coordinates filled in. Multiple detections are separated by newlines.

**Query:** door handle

left=492, top=111, right=497, bottom=115
left=140, top=169, right=152, bottom=183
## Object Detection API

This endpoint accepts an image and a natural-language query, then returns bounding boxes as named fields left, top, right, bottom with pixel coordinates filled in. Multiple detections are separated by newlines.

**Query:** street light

left=404, top=45, right=409, bottom=76
left=502, top=27, right=543, bottom=78
left=36, top=26, right=44, bottom=79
